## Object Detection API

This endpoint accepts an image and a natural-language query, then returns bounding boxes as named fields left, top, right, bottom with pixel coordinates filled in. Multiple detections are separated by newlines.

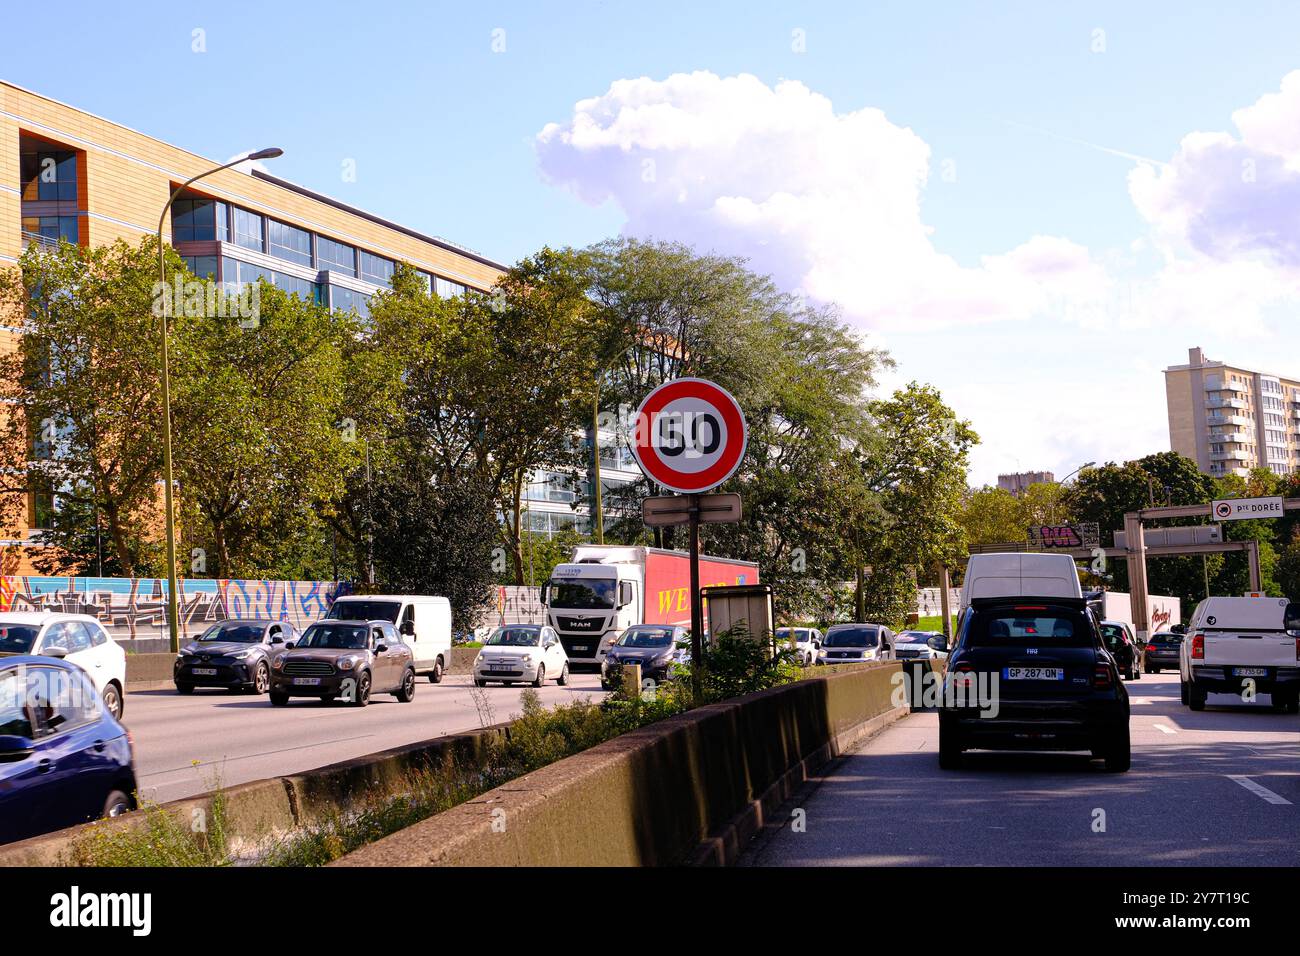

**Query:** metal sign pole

left=688, top=493, right=703, bottom=700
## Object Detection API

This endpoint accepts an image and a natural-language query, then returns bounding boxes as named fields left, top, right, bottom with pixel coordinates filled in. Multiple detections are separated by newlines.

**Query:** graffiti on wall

left=0, top=576, right=349, bottom=643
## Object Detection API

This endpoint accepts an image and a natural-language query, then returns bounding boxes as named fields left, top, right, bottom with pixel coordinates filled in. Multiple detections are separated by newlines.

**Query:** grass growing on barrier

left=63, top=788, right=232, bottom=867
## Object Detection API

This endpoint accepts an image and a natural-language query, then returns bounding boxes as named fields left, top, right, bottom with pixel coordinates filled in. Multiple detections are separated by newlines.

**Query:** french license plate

left=1004, top=667, right=1064, bottom=680
left=572, top=645, right=589, bottom=652
left=292, top=677, right=321, bottom=686
left=191, top=667, right=217, bottom=676
left=1233, top=667, right=1267, bottom=677
left=489, top=663, right=510, bottom=670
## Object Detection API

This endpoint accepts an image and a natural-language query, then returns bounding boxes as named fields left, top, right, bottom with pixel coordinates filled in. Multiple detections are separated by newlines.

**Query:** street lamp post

left=1050, top=460, right=1096, bottom=525
left=156, top=148, right=283, bottom=652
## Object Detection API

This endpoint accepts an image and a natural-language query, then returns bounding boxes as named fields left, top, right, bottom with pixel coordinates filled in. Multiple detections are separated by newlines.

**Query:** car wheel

left=252, top=662, right=270, bottom=695
left=532, top=665, right=546, bottom=688
left=175, top=683, right=194, bottom=695
left=1180, top=678, right=1189, bottom=705
left=102, top=790, right=132, bottom=819
left=102, top=683, right=123, bottom=721
left=269, top=691, right=290, bottom=707
left=1188, top=680, right=1207, bottom=711
left=1103, top=728, right=1131, bottom=773
left=1133, top=665, right=1141, bottom=680
left=938, top=721, right=963, bottom=770
left=429, top=657, right=445, bottom=684
left=395, top=668, right=416, bottom=702
left=474, top=678, right=487, bottom=688
left=351, top=671, right=372, bottom=707
left=1150, top=666, right=1159, bottom=674
left=1271, top=689, right=1299, bottom=714
left=557, top=663, right=569, bottom=686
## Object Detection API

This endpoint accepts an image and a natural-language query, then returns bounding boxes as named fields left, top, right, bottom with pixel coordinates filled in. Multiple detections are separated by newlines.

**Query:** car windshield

left=1099, top=624, right=1126, bottom=643
left=897, top=632, right=933, bottom=643
left=549, top=580, right=616, bottom=610
left=197, top=622, right=264, bottom=644
left=968, top=607, right=1091, bottom=647
left=0, top=624, right=39, bottom=654
left=824, top=627, right=879, bottom=647
left=487, top=627, right=542, bottom=647
left=619, top=627, right=674, bottom=648
left=1152, top=633, right=1183, bottom=645
left=297, top=623, right=369, bottom=650
left=777, top=628, right=810, bottom=641
left=327, top=600, right=401, bottom=623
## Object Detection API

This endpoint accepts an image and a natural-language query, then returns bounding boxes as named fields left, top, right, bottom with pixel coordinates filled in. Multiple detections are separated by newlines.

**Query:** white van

left=1179, top=596, right=1300, bottom=713
left=325, top=594, right=452, bottom=683
left=960, top=553, right=1082, bottom=609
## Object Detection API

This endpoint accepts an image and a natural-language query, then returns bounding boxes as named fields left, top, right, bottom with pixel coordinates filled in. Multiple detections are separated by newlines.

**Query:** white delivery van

left=1179, top=596, right=1300, bottom=713
left=960, top=553, right=1083, bottom=610
left=325, top=594, right=452, bottom=683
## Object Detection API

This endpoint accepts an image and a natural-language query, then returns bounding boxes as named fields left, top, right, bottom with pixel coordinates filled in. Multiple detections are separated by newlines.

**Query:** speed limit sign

left=631, top=378, right=748, bottom=494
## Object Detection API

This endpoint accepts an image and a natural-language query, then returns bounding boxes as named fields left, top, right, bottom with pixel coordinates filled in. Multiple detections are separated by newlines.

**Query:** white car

left=474, top=624, right=570, bottom=687
left=893, top=630, right=949, bottom=661
left=776, top=626, right=822, bottom=665
left=0, top=612, right=126, bottom=718
left=1180, top=596, right=1300, bottom=713
left=817, top=623, right=895, bottom=664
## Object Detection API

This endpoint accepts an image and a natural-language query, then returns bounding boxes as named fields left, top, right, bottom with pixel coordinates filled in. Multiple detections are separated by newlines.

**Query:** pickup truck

left=1179, top=597, right=1300, bottom=713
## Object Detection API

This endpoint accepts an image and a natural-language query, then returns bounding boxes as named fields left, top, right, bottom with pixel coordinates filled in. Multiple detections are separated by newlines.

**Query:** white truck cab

left=1180, top=596, right=1300, bottom=713
left=543, top=548, right=641, bottom=667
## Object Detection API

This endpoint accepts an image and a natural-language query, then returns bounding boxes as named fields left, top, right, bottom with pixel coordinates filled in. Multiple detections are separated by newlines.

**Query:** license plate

left=572, top=645, right=589, bottom=652
left=1004, top=667, right=1064, bottom=680
left=489, top=663, right=510, bottom=670
left=292, top=677, right=321, bottom=686
left=1233, top=667, right=1267, bottom=677
left=191, top=667, right=217, bottom=675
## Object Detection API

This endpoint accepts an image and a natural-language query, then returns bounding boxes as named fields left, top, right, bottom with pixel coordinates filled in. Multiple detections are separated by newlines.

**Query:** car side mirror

left=42, top=646, right=67, bottom=659
left=400, top=620, right=415, bottom=636
left=375, top=643, right=388, bottom=654
left=270, top=635, right=284, bottom=645
left=0, top=735, right=35, bottom=762
left=1171, top=624, right=1187, bottom=634
left=284, top=641, right=296, bottom=649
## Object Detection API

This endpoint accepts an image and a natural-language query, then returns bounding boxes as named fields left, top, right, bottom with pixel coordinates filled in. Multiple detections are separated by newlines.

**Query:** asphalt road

left=122, top=672, right=607, bottom=804
left=742, top=672, right=1299, bottom=866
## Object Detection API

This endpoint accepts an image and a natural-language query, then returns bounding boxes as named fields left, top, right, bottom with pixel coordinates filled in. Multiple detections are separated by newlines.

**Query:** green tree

left=0, top=238, right=180, bottom=576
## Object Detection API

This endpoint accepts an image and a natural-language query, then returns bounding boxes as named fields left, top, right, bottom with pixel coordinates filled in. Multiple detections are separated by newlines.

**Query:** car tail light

left=1191, top=633, right=1205, bottom=660
left=1093, top=662, right=1113, bottom=688
left=950, top=662, right=976, bottom=688
left=1145, top=644, right=1157, bottom=653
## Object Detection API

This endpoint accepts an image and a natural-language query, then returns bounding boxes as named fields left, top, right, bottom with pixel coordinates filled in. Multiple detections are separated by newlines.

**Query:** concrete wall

left=334, top=660, right=915, bottom=868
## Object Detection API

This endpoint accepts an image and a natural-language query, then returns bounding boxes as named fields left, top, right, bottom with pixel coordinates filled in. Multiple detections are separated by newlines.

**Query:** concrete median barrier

left=333, top=660, right=913, bottom=868
left=125, top=651, right=178, bottom=690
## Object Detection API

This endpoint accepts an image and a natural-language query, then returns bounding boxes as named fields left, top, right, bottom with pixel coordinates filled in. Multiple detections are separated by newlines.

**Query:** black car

left=601, top=625, right=688, bottom=690
left=938, top=598, right=1130, bottom=772
left=174, top=619, right=298, bottom=694
left=1099, top=621, right=1142, bottom=681
left=1143, top=631, right=1183, bottom=673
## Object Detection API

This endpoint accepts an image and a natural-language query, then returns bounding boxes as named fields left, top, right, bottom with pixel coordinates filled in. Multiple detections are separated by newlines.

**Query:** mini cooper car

left=269, top=620, right=415, bottom=707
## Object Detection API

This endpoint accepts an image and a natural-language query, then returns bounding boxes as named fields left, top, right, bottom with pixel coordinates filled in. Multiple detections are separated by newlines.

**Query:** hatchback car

left=601, top=625, right=688, bottom=689
left=938, top=598, right=1130, bottom=772
left=817, top=623, right=894, bottom=664
left=894, top=630, right=949, bottom=661
left=174, top=619, right=298, bottom=694
left=269, top=620, right=415, bottom=707
left=474, top=624, right=570, bottom=687
left=1143, top=631, right=1183, bottom=673
left=1099, top=620, right=1142, bottom=681
left=0, top=613, right=126, bottom=720
left=0, top=656, right=137, bottom=845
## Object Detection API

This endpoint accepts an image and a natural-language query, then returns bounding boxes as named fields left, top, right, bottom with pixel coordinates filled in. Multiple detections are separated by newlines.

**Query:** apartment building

left=998, top=471, right=1055, bottom=497
left=1164, top=347, right=1300, bottom=478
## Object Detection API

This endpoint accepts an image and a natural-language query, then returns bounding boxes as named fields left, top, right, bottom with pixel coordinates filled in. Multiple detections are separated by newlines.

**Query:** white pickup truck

left=1179, top=596, right=1300, bottom=713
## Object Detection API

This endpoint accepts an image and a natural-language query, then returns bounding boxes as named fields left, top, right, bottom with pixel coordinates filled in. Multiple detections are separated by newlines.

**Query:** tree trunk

left=102, top=499, right=135, bottom=578
left=509, top=469, right=526, bottom=586
left=855, top=564, right=865, bottom=621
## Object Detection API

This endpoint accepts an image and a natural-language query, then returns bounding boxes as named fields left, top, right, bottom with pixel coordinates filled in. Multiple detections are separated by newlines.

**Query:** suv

left=817, top=623, right=894, bottom=664
left=939, top=598, right=1130, bottom=772
left=174, top=618, right=297, bottom=694
left=1180, top=597, right=1300, bottom=713
left=269, top=620, right=415, bottom=707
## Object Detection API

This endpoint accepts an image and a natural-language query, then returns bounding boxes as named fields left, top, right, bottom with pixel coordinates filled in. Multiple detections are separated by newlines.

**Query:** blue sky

left=5, top=1, right=1299, bottom=481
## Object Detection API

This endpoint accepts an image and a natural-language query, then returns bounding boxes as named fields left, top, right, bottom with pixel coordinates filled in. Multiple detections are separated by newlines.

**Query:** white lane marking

left=1152, top=723, right=1177, bottom=735
left=1225, top=775, right=1293, bottom=805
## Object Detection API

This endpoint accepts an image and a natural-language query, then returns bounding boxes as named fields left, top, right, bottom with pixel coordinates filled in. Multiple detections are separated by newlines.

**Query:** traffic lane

left=122, top=672, right=606, bottom=804
left=743, top=673, right=1298, bottom=867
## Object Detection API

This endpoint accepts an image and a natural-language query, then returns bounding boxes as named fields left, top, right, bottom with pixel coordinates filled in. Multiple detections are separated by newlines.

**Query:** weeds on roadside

left=63, top=787, right=231, bottom=867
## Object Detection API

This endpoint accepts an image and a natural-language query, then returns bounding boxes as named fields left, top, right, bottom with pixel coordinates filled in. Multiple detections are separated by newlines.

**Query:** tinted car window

left=619, top=627, right=674, bottom=648
left=0, top=670, right=33, bottom=738
left=1151, top=633, right=1183, bottom=645
left=0, top=625, right=39, bottom=654
left=1286, top=603, right=1300, bottom=632
left=198, top=622, right=265, bottom=643
left=824, top=627, right=880, bottom=647
left=297, top=623, right=369, bottom=649
left=967, top=607, right=1092, bottom=647
left=82, top=622, right=108, bottom=647
left=43, top=622, right=91, bottom=654
left=327, top=600, right=402, bottom=623
left=28, top=666, right=100, bottom=736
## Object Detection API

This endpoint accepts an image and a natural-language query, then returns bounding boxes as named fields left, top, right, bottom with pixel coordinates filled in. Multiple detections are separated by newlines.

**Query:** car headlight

left=272, top=657, right=285, bottom=670
left=522, top=654, right=534, bottom=665
left=338, top=656, right=357, bottom=670
left=233, top=648, right=255, bottom=660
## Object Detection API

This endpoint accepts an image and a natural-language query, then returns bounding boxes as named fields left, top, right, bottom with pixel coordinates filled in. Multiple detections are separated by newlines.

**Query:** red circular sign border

left=632, top=378, right=748, bottom=494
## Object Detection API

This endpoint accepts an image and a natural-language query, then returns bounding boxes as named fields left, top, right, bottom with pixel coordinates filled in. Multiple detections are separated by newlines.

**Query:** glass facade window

left=172, top=198, right=228, bottom=242
left=359, top=251, right=395, bottom=288
left=417, top=271, right=434, bottom=294
left=223, top=258, right=321, bottom=303
left=317, top=236, right=356, bottom=276
left=329, top=285, right=371, bottom=318
left=268, top=219, right=313, bottom=266
left=433, top=276, right=467, bottom=298
left=232, top=207, right=265, bottom=252
left=22, top=215, right=78, bottom=246
left=181, top=255, right=218, bottom=280
left=20, top=149, right=78, bottom=202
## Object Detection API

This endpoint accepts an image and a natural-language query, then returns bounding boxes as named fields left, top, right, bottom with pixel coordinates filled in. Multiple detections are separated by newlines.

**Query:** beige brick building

left=1, top=79, right=506, bottom=573
left=1164, top=347, right=1300, bottom=479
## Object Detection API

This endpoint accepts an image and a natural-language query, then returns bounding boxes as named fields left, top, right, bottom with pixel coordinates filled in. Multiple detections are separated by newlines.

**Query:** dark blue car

left=0, top=656, right=137, bottom=845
